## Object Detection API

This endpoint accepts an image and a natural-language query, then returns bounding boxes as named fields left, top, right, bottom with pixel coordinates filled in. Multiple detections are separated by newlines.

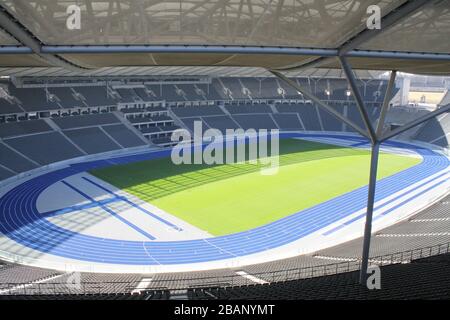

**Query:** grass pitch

left=90, top=139, right=421, bottom=236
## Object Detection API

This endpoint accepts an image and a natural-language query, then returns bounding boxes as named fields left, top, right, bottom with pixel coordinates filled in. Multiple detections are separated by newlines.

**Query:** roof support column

left=359, top=141, right=380, bottom=284
left=381, top=104, right=450, bottom=142
left=0, top=6, right=88, bottom=72
left=270, top=70, right=370, bottom=139
left=339, top=56, right=377, bottom=144
left=338, top=56, right=380, bottom=284
left=377, top=71, right=397, bottom=136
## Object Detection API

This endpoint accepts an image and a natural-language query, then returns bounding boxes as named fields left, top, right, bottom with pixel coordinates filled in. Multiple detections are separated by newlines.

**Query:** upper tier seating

left=140, top=126, right=162, bottom=134
left=277, top=78, right=302, bottom=98
left=0, top=77, right=391, bottom=115
left=162, top=85, right=182, bottom=101
left=52, top=113, right=120, bottom=130
left=172, top=106, right=225, bottom=117
left=202, top=83, right=223, bottom=100
left=211, top=79, right=229, bottom=100
left=259, top=78, right=282, bottom=98
left=74, top=86, right=118, bottom=107
left=150, top=114, right=173, bottom=122
left=0, top=97, right=23, bottom=115
left=151, top=136, right=174, bottom=145
left=134, top=87, right=156, bottom=101
left=48, top=87, right=83, bottom=108
left=116, top=88, right=137, bottom=103
left=128, top=115, right=173, bottom=124
left=8, top=86, right=60, bottom=112
left=221, top=78, right=247, bottom=100
left=158, top=125, right=181, bottom=132
left=145, top=85, right=162, bottom=100
left=177, top=84, right=204, bottom=101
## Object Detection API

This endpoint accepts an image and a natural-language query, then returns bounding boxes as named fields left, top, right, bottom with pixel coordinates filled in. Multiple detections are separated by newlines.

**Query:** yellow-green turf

left=90, top=139, right=421, bottom=236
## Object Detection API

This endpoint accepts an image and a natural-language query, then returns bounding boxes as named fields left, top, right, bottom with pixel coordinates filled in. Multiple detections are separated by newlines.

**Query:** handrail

left=1, top=241, right=450, bottom=295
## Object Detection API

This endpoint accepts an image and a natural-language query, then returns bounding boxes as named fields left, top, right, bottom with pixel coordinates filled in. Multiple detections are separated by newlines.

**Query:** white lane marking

left=131, top=277, right=153, bottom=294
left=313, top=255, right=358, bottom=262
left=377, top=232, right=450, bottom=237
left=412, top=217, right=450, bottom=222
left=235, top=271, right=268, bottom=284
left=0, top=273, right=69, bottom=295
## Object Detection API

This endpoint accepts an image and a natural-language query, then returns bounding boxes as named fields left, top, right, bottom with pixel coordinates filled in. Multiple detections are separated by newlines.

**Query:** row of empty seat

left=119, top=105, right=180, bottom=146
left=0, top=113, right=147, bottom=181
left=0, top=77, right=397, bottom=116
left=191, top=252, right=450, bottom=300
left=174, top=102, right=381, bottom=135
left=414, top=109, right=449, bottom=148
left=0, top=195, right=447, bottom=297
left=0, top=85, right=120, bottom=113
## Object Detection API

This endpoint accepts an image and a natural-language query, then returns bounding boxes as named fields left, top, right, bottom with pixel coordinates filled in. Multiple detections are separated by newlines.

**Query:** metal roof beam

left=338, top=0, right=431, bottom=55
left=3, top=45, right=445, bottom=61
left=376, top=70, right=397, bottom=137
left=270, top=69, right=370, bottom=139
left=339, top=56, right=377, bottom=144
left=0, top=6, right=88, bottom=72
left=381, top=103, right=450, bottom=142
left=0, top=45, right=427, bottom=62
left=39, top=45, right=338, bottom=56
left=275, top=0, right=433, bottom=72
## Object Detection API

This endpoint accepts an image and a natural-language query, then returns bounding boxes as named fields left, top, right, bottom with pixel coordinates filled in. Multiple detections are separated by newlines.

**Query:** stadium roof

left=0, top=0, right=449, bottom=76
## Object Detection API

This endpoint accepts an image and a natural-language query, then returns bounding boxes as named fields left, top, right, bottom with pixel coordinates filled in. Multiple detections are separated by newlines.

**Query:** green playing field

left=90, top=139, right=421, bottom=236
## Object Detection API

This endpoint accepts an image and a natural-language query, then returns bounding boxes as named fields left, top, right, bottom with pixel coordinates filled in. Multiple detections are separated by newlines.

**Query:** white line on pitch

left=235, top=271, right=268, bottom=284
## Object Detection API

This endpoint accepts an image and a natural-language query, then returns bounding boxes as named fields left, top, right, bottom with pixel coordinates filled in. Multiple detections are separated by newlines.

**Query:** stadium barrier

left=1, top=241, right=450, bottom=295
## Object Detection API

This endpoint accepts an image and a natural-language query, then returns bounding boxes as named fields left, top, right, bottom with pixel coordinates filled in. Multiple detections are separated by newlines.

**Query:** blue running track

left=0, top=133, right=448, bottom=265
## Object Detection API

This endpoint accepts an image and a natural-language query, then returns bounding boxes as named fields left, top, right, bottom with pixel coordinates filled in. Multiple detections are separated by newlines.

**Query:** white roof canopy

left=0, top=0, right=449, bottom=75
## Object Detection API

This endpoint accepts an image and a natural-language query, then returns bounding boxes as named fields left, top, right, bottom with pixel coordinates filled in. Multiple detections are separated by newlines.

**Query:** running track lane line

left=0, top=134, right=447, bottom=265
left=323, top=170, right=450, bottom=235
left=81, top=176, right=183, bottom=231
left=40, top=196, right=124, bottom=218
left=61, top=180, right=156, bottom=241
